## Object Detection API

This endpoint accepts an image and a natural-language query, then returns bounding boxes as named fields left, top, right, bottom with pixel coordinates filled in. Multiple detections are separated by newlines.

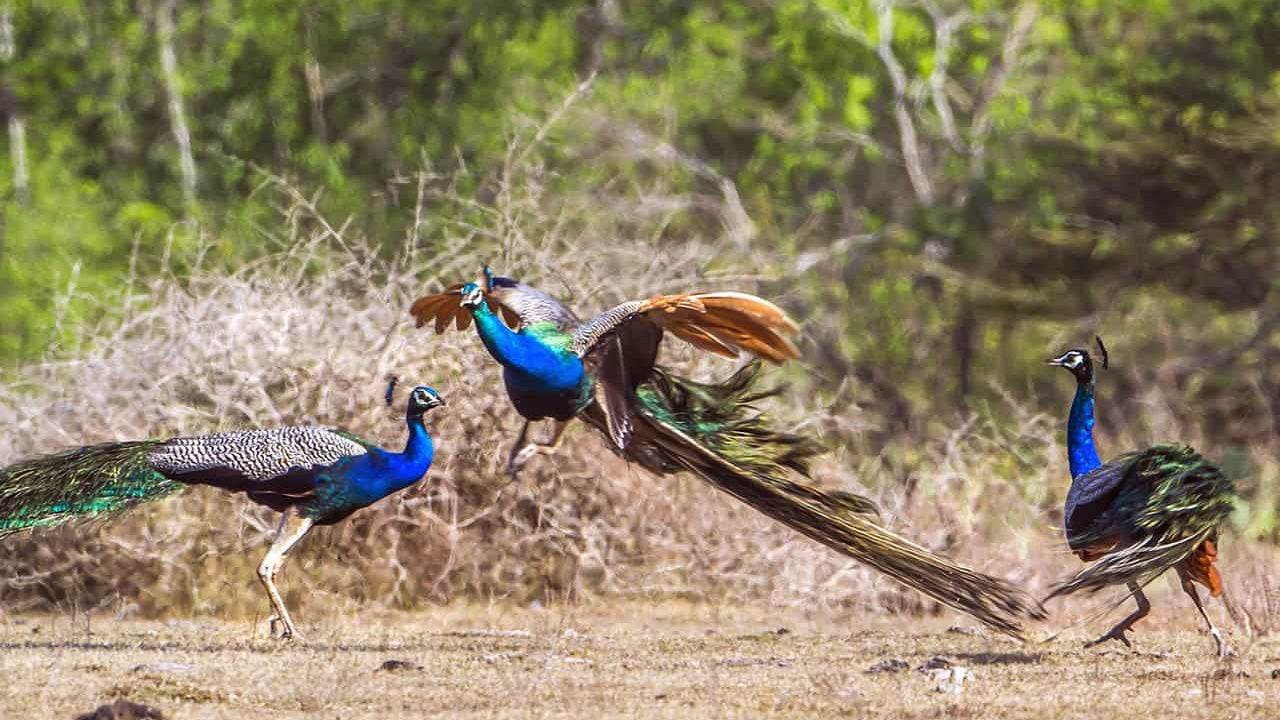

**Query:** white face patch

left=463, top=287, right=484, bottom=307
left=1050, top=350, right=1086, bottom=370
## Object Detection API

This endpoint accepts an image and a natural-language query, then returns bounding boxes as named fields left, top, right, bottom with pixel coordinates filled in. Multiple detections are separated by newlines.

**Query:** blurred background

left=0, top=2, right=1276, bottom=630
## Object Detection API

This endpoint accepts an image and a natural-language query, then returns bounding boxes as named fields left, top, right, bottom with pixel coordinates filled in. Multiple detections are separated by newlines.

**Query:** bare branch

left=824, top=0, right=935, bottom=203
left=1, top=3, right=27, bottom=204
left=970, top=2, right=1038, bottom=176
left=873, top=0, right=935, bottom=204
left=155, top=0, right=198, bottom=209
left=596, top=118, right=757, bottom=248
left=920, top=0, right=972, bottom=153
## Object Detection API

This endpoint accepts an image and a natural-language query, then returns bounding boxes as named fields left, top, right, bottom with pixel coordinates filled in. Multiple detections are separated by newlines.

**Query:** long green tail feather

left=1046, top=444, right=1236, bottom=599
left=586, top=360, right=1044, bottom=639
left=0, top=441, right=184, bottom=535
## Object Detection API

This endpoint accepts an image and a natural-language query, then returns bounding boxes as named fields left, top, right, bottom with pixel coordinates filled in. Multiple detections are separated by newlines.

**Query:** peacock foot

left=268, top=615, right=302, bottom=641
left=507, top=443, right=555, bottom=474
left=1211, top=628, right=1234, bottom=658
left=1084, top=626, right=1134, bottom=650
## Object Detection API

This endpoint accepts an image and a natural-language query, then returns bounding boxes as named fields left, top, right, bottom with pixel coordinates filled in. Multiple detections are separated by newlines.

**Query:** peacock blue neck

left=1066, top=379, right=1102, bottom=479
left=470, top=302, right=584, bottom=392
left=399, top=414, right=435, bottom=471
left=337, top=415, right=434, bottom=511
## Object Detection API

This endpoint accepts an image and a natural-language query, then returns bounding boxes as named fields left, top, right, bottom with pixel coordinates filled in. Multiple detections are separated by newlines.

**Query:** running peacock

left=409, top=268, right=1044, bottom=637
left=0, top=385, right=445, bottom=640
left=1045, top=339, right=1236, bottom=655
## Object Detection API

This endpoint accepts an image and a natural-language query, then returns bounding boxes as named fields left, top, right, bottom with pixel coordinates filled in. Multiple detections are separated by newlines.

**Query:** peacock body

left=1046, top=343, right=1236, bottom=654
left=409, top=268, right=1043, bottom=637
left=0, top=386, right=445, bottom=638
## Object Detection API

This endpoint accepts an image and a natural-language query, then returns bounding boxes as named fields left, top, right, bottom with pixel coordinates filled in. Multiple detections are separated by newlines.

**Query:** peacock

left=1045, top=339, right=1236, bottom=655
left=0, top=385, right=446, bottom=640
left=409, top=268, right=1044, bottom=637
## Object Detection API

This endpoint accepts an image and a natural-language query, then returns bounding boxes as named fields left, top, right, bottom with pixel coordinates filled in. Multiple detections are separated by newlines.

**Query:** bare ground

left=2, top=599, right=1278, bottom=719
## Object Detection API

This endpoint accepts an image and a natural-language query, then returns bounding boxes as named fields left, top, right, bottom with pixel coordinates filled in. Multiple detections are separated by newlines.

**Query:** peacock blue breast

left=304, top=427, right=434, bottom=524
left=472, top=305, right=591, bottom=420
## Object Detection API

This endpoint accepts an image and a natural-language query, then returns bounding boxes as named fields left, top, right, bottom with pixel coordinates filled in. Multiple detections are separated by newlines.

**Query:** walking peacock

left=0, top=386, right=445, bottom=640
left=409, top=268, right=1044, bottom=637
left=1045, top=339, right=1236, bottom=655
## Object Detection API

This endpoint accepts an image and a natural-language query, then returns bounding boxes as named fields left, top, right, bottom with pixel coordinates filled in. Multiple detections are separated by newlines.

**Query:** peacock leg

left=1176, top=566, right=1232, bottom=657
left=257, top=506, right=315, bottom=640
left=508, top=419, right=572, bottom=473
left=1085, top=581, right=1150, bottom=650
left=506, top=420, right=533, bottom=474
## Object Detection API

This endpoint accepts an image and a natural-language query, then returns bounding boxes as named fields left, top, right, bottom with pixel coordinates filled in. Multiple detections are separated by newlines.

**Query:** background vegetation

left=0, top=1, right=1277, bottom=628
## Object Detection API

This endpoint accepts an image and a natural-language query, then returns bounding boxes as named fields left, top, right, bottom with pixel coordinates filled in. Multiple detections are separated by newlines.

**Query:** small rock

left=1271, top=668, right=1280, bottom=680
left=131, top=662, right=193, bottom=675
left=947, top=625, right=983, bottom=636
left=930, top=667, right=974, bottom=694
left=774, top=627, right=791, bottom=636
left=74, top=699, right=165, bottom=720
left=866, top=658, right=910, bottom=673
left=916, top=656, right=952, bottom=671
left=378, top=659, right=423, bottom=672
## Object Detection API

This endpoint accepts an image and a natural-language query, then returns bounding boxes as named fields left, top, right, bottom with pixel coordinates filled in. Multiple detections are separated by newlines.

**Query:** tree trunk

left=1, top=3, right=27, bottom=205
left=155, top=0, right=197, bottom=210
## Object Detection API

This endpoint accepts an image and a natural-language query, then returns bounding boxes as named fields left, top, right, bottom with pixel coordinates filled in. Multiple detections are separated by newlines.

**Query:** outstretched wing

left=409, top=272, right=580, bottom=334
left=570, top=292, right=800, bottom=362
left=575, top=291, right=800, bottom=448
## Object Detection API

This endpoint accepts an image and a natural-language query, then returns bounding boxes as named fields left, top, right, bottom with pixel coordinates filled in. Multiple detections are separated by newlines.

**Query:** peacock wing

left=486, top=274, right=581, bottom=330
left=1062, top=450, right=1143, bottom=549
left=583, top=318, right=664, bottom=449
left=146, top=427, right=367, bottom=488
left=569, top=291, right=800, bottom=364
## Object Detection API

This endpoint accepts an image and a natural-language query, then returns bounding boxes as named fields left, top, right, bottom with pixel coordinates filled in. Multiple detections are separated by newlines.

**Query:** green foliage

left=1, top=0, right=1276, bottom=453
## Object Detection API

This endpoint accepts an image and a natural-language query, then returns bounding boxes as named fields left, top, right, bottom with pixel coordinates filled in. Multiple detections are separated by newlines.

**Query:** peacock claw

left=507, top=443, right=553, bottom=474
left=1085, top=627, right=1134, bottom=650
left=268, top=616, right=301, bottom=641
left=1211, top=629, right=1233, bottom=658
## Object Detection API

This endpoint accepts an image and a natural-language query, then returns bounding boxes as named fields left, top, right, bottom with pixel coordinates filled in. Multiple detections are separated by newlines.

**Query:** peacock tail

left=584, top=360, right=1044, bottom=638
left=0, top=441, right=184, bottom=536
left=1047, top=443, right=1236, bottom=600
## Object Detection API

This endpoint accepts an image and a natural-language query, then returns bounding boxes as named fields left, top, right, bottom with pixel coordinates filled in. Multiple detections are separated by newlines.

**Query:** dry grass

left=3, top=600, right=1279, bottom=720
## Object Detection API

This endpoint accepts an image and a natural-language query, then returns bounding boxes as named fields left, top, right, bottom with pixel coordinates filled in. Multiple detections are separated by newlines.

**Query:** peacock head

left=459, top=282, right=485, bottom=311
left=1047, top=336, right=1108, bottom=384
left=406, top=386, right=446, bottom=419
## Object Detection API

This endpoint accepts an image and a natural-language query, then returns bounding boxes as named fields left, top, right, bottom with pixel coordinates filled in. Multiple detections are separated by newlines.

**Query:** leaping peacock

left=409, top=268, right=1044, bottom=637
left=1045, top=339, right=1236, bottom=655
left=0, top=385, right=446, bottom=640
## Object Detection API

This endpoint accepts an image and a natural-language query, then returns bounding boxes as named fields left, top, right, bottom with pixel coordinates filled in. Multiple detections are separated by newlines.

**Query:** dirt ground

left=2, top=599, right=1277, bottom=720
